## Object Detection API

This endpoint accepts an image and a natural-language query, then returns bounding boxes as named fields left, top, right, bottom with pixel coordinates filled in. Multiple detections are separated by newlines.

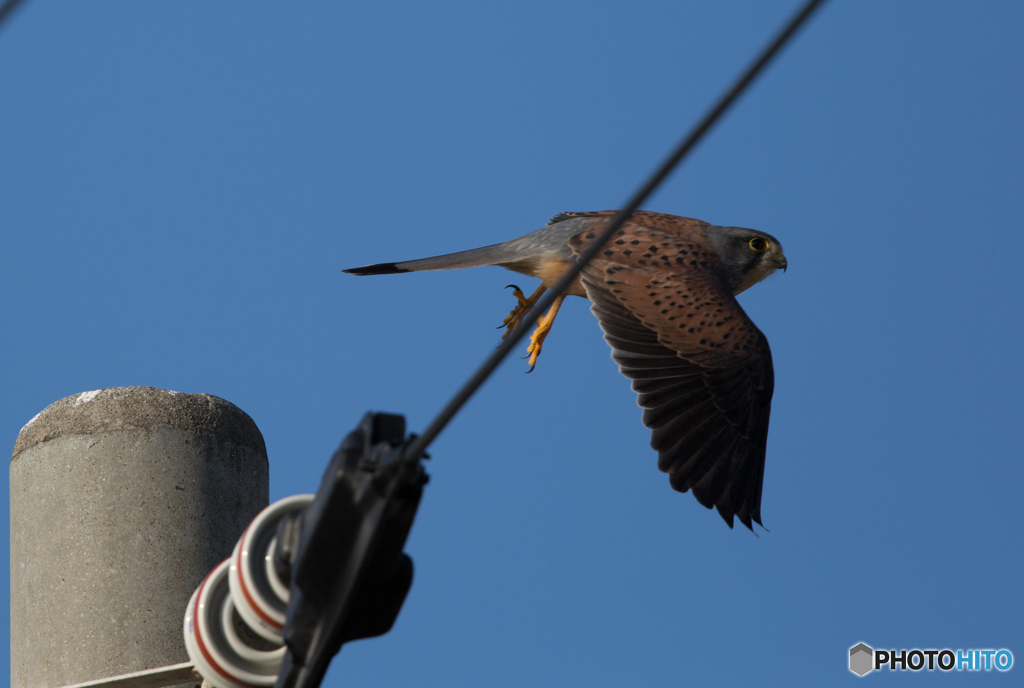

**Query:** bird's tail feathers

left=343, top=242, right=515, bottom=275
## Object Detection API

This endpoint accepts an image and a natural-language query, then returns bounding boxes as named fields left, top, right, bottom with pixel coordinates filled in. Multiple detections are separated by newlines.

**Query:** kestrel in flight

left=344, top=211, right=787, bottom=530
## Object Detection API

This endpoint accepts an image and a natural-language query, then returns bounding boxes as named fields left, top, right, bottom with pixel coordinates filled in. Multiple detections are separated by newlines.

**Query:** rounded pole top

left=12, top=386, right=266, bottom=462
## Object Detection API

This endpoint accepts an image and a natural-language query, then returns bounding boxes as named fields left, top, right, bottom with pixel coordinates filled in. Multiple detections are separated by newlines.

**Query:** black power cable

left=404, top=0, right=830, bottom=463
left=0, top=0, right=28, bottom=34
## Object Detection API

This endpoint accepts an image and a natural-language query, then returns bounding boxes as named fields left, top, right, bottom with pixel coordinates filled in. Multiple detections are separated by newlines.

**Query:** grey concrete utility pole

left=10, top=387, right=269, bottom=688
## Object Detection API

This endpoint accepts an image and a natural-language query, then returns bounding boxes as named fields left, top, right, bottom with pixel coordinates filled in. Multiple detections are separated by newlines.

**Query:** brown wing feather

left=547, top=210, right=618, bottom=226
left=568, top=215, right=774, bottom=529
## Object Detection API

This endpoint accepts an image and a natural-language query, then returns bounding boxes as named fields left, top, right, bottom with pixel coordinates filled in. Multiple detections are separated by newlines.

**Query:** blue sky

left=2, top=1, right=1022, bottom=685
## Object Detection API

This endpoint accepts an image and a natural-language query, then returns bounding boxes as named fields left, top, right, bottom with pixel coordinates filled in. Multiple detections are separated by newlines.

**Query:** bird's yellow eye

left=748, top=237, right=770, bottom=253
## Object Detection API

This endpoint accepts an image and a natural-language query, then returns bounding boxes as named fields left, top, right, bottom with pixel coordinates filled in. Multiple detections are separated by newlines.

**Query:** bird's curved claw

left=500, top=285, right=544, bottom=339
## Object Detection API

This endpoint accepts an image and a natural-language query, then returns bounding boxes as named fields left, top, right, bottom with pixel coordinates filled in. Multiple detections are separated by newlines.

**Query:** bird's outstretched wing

left=568, top=220, right=774, bottom=529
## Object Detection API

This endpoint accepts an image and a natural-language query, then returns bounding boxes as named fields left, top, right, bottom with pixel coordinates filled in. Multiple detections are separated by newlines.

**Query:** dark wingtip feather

left=343, top=262, right=409, bottom=275
left=716, top=503, right=738, bottom=529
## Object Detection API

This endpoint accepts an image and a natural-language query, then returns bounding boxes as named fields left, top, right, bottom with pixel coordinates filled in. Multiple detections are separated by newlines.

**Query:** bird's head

left=706, top=225, right=787, bottom=295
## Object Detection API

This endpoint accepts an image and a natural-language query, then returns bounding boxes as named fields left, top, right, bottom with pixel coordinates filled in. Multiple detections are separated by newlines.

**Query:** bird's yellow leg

left=524, top=294, right=566, bottom=372
left=501, top=284, right=547, bottom=340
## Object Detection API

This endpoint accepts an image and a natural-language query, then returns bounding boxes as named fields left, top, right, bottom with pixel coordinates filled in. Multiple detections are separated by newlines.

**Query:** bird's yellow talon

left=505, top=285, right=532, bottom=308
left=501, top=284, right=547, bottom=339
left=520, top=295, right=565, bottom=370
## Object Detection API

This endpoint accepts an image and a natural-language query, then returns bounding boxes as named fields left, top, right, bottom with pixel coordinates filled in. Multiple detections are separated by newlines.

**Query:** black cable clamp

left=271, top=412, right=428, bottom=688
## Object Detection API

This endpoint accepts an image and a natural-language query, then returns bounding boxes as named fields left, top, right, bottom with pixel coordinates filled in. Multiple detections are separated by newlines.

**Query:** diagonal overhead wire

left=0, top=0, right=28, bottom=34
left=406, top=0, right=831, bottom=461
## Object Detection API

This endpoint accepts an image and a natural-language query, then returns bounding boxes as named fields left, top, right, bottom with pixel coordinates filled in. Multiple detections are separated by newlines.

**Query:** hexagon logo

left=850, top=643, right=874, bottom=676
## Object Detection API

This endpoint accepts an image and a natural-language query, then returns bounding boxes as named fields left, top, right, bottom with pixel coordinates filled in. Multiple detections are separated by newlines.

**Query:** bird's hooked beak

left=770, top=251, right=788, bottom=273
